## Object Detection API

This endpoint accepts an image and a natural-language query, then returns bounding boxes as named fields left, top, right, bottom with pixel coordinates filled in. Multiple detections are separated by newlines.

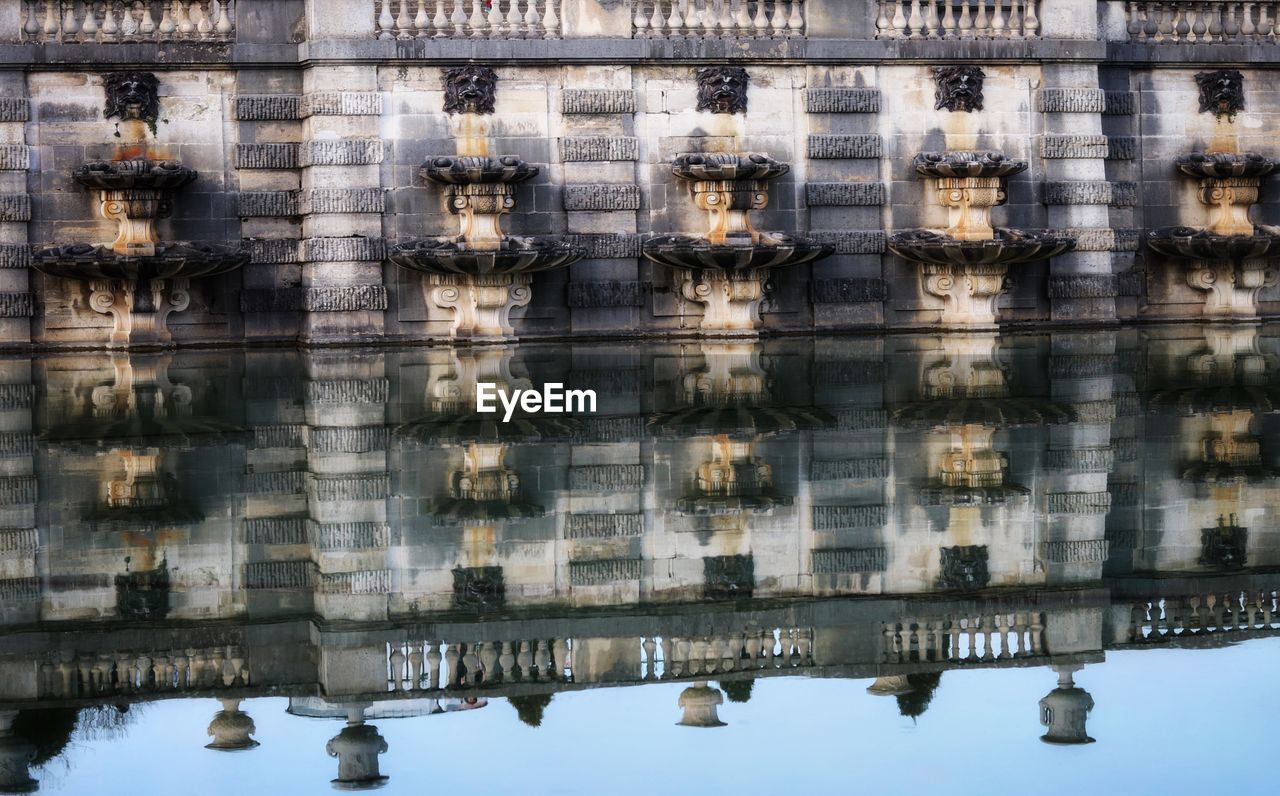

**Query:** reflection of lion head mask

left=696, top=66, right=749, bottom=115
left=933, top=65, right=985, bottom=113
left=1195, top=69, right=1245, bottom=120
left=103, top=71, right=161, bottom=124
left=442, top=66, right=498, bottom=115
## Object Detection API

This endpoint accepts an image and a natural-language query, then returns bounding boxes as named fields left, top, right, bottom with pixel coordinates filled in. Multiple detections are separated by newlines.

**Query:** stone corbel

left=676, top=268, right=767, bottom=334
left=446, top=183, right=515, bottom=251
left=691, top=180, right=769, bottom=245
left=89, top=278, right=191, bottom=347
left=921, top=263, right=1009, bottom=328
left=424, top=273, right=532, bottom=339
left=1185, top=257, right=1277, bottom=318
left=1198, top=177, right=1260, bottom=237
left=936, top=176, right=1004, bottom=241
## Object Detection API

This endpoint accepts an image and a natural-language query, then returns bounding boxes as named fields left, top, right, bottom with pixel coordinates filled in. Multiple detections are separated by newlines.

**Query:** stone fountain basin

left=73, top=159, right=198, bottom=191
left=888, top=229, right=1076, bottom=267
left=420, top=155, right=539, bottom=186
left=32, top=243, right=248, bottom=281
left=389, top=236, right=585, bottom=276
left=1147, top=226, right=1280, bottom=262
left=642, top=233, right=833, bottom=273
left=671, top=152, right=790, bottom=182
left=1175, top=152, right=1277, bottom=180
left=914, top=151, right=1028, bottom=179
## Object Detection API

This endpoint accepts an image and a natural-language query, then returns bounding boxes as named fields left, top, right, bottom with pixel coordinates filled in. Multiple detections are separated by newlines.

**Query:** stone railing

left=373, top=0, right=562, bottom=38
left=1125, top=591, right=1280, bottom=641
left=1122, top=1, right=1280, bottom=42
left=39, top=646, right=250, bottom=697
left=22, top=0, right=237, bottom=42
left=632, top=0, right=806, bottom=37
left=875, top=0, right=1042, bottom=38
left=882, top=611, right=1046, bottom=662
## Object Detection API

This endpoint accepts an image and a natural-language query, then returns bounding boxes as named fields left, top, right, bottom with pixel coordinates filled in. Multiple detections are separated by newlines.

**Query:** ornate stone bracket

left=676, top=268, right=767, bottom=334
left=424, top=272, right=532, bottom=339
left=1198, top=177, right=1258, bottom=237
left=446, top=183, right=516, bottom=250
left=936, top=176, right=1004, bottom=241
left=1185, top=258, right=1277, bottom=318
left=89, top=278, right=190, bottom=347
left=922, top=263, right=1008, bottom=328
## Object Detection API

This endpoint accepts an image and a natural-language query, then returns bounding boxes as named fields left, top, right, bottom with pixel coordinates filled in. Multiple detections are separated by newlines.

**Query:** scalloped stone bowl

left=389, top=236, right=585, bottom=277
left=888, top=228, right=1076, bottom=267
left=73, top=158, right=198, bottom=191
left=420, top=155, right=540, bottom=186
left=914, top=151, right=1029, bottom=179
left=642, top=232, right=832, bottom=274
left=1174, top=152, right=1278, bottom=180
left=670, top=152, right=790, bottom=182
left=1147, top=225, right=1280, bottom=262
left=32, top=242, right=248, bottom=282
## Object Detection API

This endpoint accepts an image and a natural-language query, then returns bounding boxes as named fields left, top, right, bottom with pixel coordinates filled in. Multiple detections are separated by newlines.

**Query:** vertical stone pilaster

left=0, top=360, right=36, bottom=628
left=0, top=74, right=29, bottom=346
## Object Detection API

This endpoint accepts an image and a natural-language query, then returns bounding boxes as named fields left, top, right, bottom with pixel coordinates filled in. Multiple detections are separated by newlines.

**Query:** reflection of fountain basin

left=420, top=155, right=539, bottom=186
left=1181, top=461, right=1280, bottom=484
left=395, top=414, right=581, bottom=446
left=1150, top=385, right=1280, bottom=414
left=431, top=497, right=546, bottom=525
left=649, top=405, right=834, bottom=438
left=675, top=493, right=793, bottom=516
left=32, top=242, right=249, bottom=281
left=1146, top=226, right=1280, bottom=262
left=74, top=158, right=198, bottom=190
left=914, top=150, right=1028, bottom=179
left=389, top=237, right=585, bottom=277
left=642, top=234, right=832, bottom=273
left=671, top=152, right=790, bottom=182
left=893, top=397, right=1077, bottom=428
left=1175, top=152, right=1277, bottom=180
left=888, top=229, right=1076, bottom=267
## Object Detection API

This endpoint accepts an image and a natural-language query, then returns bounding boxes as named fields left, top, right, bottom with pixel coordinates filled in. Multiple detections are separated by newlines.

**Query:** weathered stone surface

left=568, top=281, right=648, bottom=308
left=1117, top=268, right=1144, bottom=295
left=0, top=528, right=36, bottom=553
left=563, top=184, right=641, bottom=211
left=1113, top=229, right=1140, bottom=252
left=244, top=517, right=309, bottom=545
left=571, top=365, right=642, bottom=393
left=299, top=139, right=384, bottom=166
left=302, top=237, right=386, bottom=261
left=570, top=464, right=645, bottom=490
left=563, top=233, right=642, bottom=259
left=311, top=426, right=390, bottom=452
left=238, top=191, right=300, bottom=217
left=805, top=88, right=881, bottom=113
left=315, top=522, right=390, bottom=550
left=0, top=431, right=32, bottom=455
left=306, top=379, right=390, bottom=403
left=245, top=238, right=302, bottom=264
left=806, top=182, right=885, bottom=206
left=0, top=385, right=33, bottom=409
left=1039, top=135, right=1109, bottom=159
left=1114, top=436, right=1138, bottom=462
left=1042, top=539, right=1109, bottom=563
left=236, top=95, right=302, bottom=121
left=303, top=189, right=385, bottom=214
left=1045, top=228, right=1121, bottom=252
left=0, top=293, right=32, bottom=317
left=1045, top=447, right=1115, bottom=472
left=0, top=145, right=28, bottom=171
left=241, top=286, right=390, bottom=313
left=312, top=474, right=390, bottom=502
left=566, top=512, right=644, bottom=539
left=1115, top=391, right=1141, bottom=416
left=570, top=416, right=647, bottom=443
left=302, top=92, right=383, bottom=116
left=235, top=143, right=300, bottom=170
left=1072, top=400, right=1117, bottom=424
left=0, top=476, right=35, bottom=505
left=1048, top=275, right=1119, bottom=299
left=0, top=245, right=30, bottom=269
left=0, top=578, right=39, bottom=601
left=810, top=231, right=886, bottom=254
left=811, top=547, right=887, bottom=574
left=245, top=470, right=307, bottom=495
left=835, top=408, right=888, bottom=431
left=1043, top=181, right=1136, bottom=207
left=814, top=359, right=886, bottom=386
left=560, top=136, right=639, bottom=162
left=561, top=89, right=636, bottom=114
left=245, top=561, right=313, bottom=589
left=1046, top=491, right=1112, bottom=515
left=1049, top=354, right=1118, bottom=379
left=1111, top=481, right=1141, bottom=507
left=318, top=569, right=393, bottom=594
left=811, top=277, right=887, bottom=303
left=0, top=195, right=30, bottom=221
left=810, top=458, right=888, bottom=480
left=812, top=504, right=888, bottom=530
left=570, top=558, right=642, bottom=586
left=808, top=134, right=882, bottom=159
left=1106, top=136, right=1138, bottom=160
left=1104, top=92, right=1137, bottom=115
left=0, top=98, right=29, bottom=122
left=254, top=424, right=307, bottom=448
left=1036, top=88, right=1106, bottom=114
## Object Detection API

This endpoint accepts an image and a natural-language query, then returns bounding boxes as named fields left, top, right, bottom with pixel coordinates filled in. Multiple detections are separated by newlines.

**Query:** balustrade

left=875, top=0, right=1041, bottom=38
left=1127, top=591, right=1280, bottom=640
left=1124, top=1, right=1280, bottom=42
left=882, top=612, right=1045, bottom=663
left=22, top=1, right=236, bottom=42
left=373, top=0, right=561, bottom=39
left=38, top=646, right=250, bottom=697
left=632, top=0, right=805, bottom=37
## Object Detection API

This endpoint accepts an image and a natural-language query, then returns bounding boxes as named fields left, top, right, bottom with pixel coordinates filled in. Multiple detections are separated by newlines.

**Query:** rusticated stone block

left=570, top=416, right=646, bottom=444
left=1043, top=181, right=1135, bottom=207
left=560, top=137, right=639, bottom=162
left=1036, top=88, right=1106, bottom=113
left=810, top=458, right=888, bottom=480
left=0, top=431, right=32, bottom=455
left=315, top=522, right=390, bottom=550
left=1039, top=135, right=1109, bottom=159
left=0, top=293, right=33, bottom=317
left=312, top=474, right=390, bottom=502
left=570, top=464, right=645, bottom=490
left=0, top=528, right=36, bottom=553
left=302, top=285, right=388, bottom=311
left=1104, top=92, right=1137, bottom=115
left=0, top=245, right=30, bottom=269
left=306, top=379, right=390, bottom=403
left=561, top=89, right=636, bottom=114
left=835, top=408, right=887, bottom=430
left=0, top=578, right=40, bottom=601
left=812, top=547, right=887, bottom=574
left=0, top=384, right=33, bottom=409
left=1072, top=399, right=1116, bottom=424
left=563, top=184, right=641, bottom=211
left=811, top=278, right=887, bottom=304
left=814, top=360, right=885, bottom=386
left=254, top=424, right=306, bottom=448
left=1113, top=229, right=1140, bottom=252
left=1115, top=391, right=1140, bottom=416
left=1048, top=275, right=1119, bottom=299
left=238, top=191, right=300, bottom=217
left=1049, top=354, right=1118, bottom=379
left=235, top=95, right=302, bottom=121
left=299, top=139, right=384, bottom=166
left=1118, top=268, right=1144, bottom=296
left=244, top=517, right=309, bottom=545
left=302, top=237, right=385, bottom=262
left=0, top=476, right=35, bottom=505
left=566, top=512, right=644, bottom=539
left=0, top=195, right=30, bottom=221
left=235, top=143, right=300, bottom=170
left=1114, top=436, right=1138, bottom=462
left=1106, top=528, right=1138, bottom=549
left=570, top=558, right=642, bottom=586
left=1045, top=447, right=1115, bottom=472
left=318, top=569, right=392, bottom=594
left=245, top=238, right=301, bottom=264
left=245, top=470, right=307, bottom=495
left=303, top=188, right=385, bottom=214
left=812, top=504, right=888, bottom=530
left=302, top=92, right=383, bottom=116
left=806, top=182, right=885, bottom=206
left=563, top=233, right=642, bottom=259
left=1111, top=482, right=1140, bottom=507
left=1042, top=539, right=1109, bottom=564
left=808, top=134, right=882, bottom=159
left=0, top=98, right=29, bottom=122
left=1046, top=491, right=1112, bottom=515
left=0, top=146, right=28, bottom=171
left=310, top=426, right=389, bottom=453
left=245, top=560, right=313, bottom=589
left=811, top=230, right=886, bottom=254
left=805, top=88, right=881, bottom=113
left=1107, top=136, right=1138, bottom=160
left=568, top=281, right=648, bottom=308
left=569, top=367, right=641, bottom=393
left=1046, top=228, right=1120, bottom=252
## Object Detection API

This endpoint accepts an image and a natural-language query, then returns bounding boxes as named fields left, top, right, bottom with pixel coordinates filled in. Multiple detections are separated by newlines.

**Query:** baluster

left=751, top=0, right=768, bottom=33
left=958, top=0, right=971, bottom=35
left=42, top=0, right=58, bottom=38
left=506, top=0, right=522, bottom=35
left=414, top=0, right=430, bottom=34
left=941, top=0, right=956, bottom=36
left=1208, top=1, right=1224, bottom=39
left=515, top=640, right=532, bottom=681
left=141, top=0, right=157, bottom=35
left=552, top=638, right=570, bottom=680
left=925, top=0, right=940, bottom=34
left=1242, top=1, right=1257, bottom=37
left=175, top=0, right=193, bottom=36
left=668, top=0, right=684, bottom=33
left=195, top=0, right=212, bottom=36
left=1157, top=1, right=1174, bottom=39
left=158, top=1, right=176, bottom=35
left=466, top=0, right=483, bottom=35
left=433, top=0, right=448, bottom=35
left=499, top=641, right=516, bottom=682
left=444, top=643, right=460, bottom=686
left=1171, top=4, right=1187, bottom=38
left=1007, top=0, right=1021, bottom=34
left=974, top=0, right=989, bottom=34
left=59, top=0, right=77, bottom=39
left=875, top=0, right=891, bottom=35
left=543, top=0, right=558, bottom=35
left=689, top=0, right=706, bottom=33
left=1029, top=612, right=1044, bottom=653
left=650, top=0, right=667, bottom=33
left=1255, top=1, right=1270, bottom=40
left=1224, top=0, right=1241, bottom=37
left=787, top=0, right=803, bottom=32
left=534, top=639, right=551, bottom=680
left=524, top=0, right=540, bottom=35
left=989, top=0, right=1005, bottom=35
left=486, top=0, right=503, bottom=34
left=635, top=0, right=650, bottom=33
left=907, top=0, right=923, bottom=35
left=409, top=644, right=424, bottom=689
left=1262, top=591, right=1275, bottom=627
left=451, top=0, right=466, bottom=35
left=389, top=645, right=406, bottom=689
left=769, top=0, right=787, bottom=33
left=83, top=1, right=101, bottom=39
left=734, top=0, right=751, bottom=31
left=426, top=642, right=442, bottom=689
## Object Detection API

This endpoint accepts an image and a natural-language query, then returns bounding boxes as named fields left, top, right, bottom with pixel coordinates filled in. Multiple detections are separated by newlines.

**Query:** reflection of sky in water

left=30, top=638, right=1280, bottom=795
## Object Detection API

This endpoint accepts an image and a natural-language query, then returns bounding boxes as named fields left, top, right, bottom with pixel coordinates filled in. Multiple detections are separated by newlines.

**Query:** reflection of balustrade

left=374, top=0, right=562, bottom=39
left=633, top=0, right=805, bottom=37
left=882, top=612, right=1044, bottom=663
left=875, top=0, right=1042, bottom=39
left=1125, top=591, right=1280, bottom=641
left=1123, top=2, right=1280, bottom=43
left=652, top=628, right=814, bottom=678
left=38, top=646, right=250, bottom=697
left=23, top=1, right=237, bottom=42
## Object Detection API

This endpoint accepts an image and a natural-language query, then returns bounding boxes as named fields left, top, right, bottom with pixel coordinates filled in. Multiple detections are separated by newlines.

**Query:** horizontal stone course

left=306, top=379, right=390, bottom=403
left=254, top=424, right=306, bottom=448
left=812, top=504, right=888, bottom=530
left=299, top=139, right=384, bottom=166
left=1043, top=181, right=1136, bottom=207
left=1039, top=135, right=1109, bottom=159
left=1104, top=92, right=1137, bottom=115
left=1107, top=136, right=1138, bottom=160
left=561, top=89, right=636, bottom=114
left=302, top=237, right=386, bottom=262
left=245, top=238, right=302, bottom=264
left=563, top=233, right=642, bottom=259
left=1045, top=447, right=1115, bottom=472
left=0, top=145, right=28, bottom=171
left=570, top=558, right=642, bottom=586
left=805, top=88, right=881, bottom=113
left=563, top=184, right=641, bottom=211
left=812, top=547, right=887, bottom=574
left=1036, top=88, right=1106, bottom=113
left=245, top=561, right=313, bottom=589
left=1048, top=274, right=1118, bottom=299
left=0, top=293, right=33, bottom=317
left=303, top=188, right=385, bottom=215
left=560, top=136, right=639, bottom=162
left=312, top=474, right=390, bottom=502
left=315, top=522, right=390, bottom=550
left=1046, top=491, right=1112, bottom=515
left=0, top=245, right=29, bottom=269
left=310, top=426, right=390, bottom=453
left=570, top=464, right=645, bottom=490
left=240, top=286, right=389, bottom=313
left=0, top=195, right=30, bottom=222
left=566, top=512, right=644, bottom=539
left=318, top=569, right=393, bottom=594
left=238, top=191, right=300, bottom=217
left=244, top=517, right=309, bottom=545
left=302, top=92, right=383, bottom=116
left=810, top=231, right=886, bottom=255
left=810, top=458, right=888, bottom=480
left=235, top=143, right=300, bottom=170
left=806, top=182, right=885, bottom=206
left=1042, top=539, right=1109, bottom=564
left=236, top=95, right=302, bottom=121
left=808, top=134, right=882, bottom=159
left=0, top=99, right=29, bottom=123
